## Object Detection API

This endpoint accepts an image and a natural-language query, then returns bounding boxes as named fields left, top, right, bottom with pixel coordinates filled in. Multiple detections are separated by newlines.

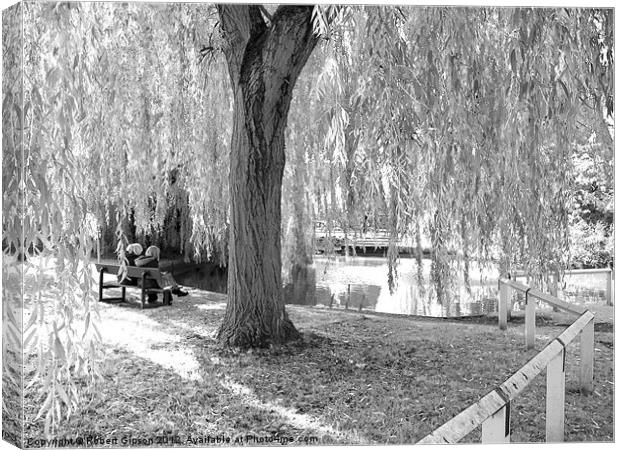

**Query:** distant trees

left=569, top=141, right=614, bottom=268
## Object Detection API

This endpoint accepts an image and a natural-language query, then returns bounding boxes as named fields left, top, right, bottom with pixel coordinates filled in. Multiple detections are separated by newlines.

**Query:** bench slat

left=95, top=263, right=165, bottom=286
left=95, top=263, right=172, bottom=308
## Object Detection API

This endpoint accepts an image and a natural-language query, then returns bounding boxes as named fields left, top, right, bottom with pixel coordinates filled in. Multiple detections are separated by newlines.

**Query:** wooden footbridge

left=314, top=227, right=430, bottom=254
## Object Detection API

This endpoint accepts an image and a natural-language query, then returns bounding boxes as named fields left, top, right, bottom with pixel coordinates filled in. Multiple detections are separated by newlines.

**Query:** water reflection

left=174, top=263, right=227, bottom=293
left=174, top=256, right=610, bottom=319
left=310, top=256, right=498, bottom=317
left=512, top=271, right=610, bottom=309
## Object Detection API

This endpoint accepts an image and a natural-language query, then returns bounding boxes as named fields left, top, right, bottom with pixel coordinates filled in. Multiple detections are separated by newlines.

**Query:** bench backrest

left=95, top=263, right=164, bottom=286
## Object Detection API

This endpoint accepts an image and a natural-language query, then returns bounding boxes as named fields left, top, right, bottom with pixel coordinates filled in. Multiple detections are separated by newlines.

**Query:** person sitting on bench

left=118, top=243, right=143, bottom=286
left=126, top=243, right=143, bottom=265
left=135, top=245, right=189, bottom=303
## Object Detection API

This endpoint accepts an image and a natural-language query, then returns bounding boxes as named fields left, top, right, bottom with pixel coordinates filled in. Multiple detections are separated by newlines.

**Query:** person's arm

left=135, top=256, right=158, bottom=268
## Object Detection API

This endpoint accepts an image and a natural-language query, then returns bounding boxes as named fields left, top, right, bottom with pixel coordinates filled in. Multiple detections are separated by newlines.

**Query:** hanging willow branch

left=292, top=6, right=613, bottom=298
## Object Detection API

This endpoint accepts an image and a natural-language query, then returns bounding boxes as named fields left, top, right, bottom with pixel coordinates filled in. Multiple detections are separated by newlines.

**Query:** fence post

left=606, top=269, right=614, bottom=306
left=346, top=284, right=350, bottom=309
left=499, top=281, right=509, bottom=330
left=481, top=403, right=511, bottom=443
left=525, top=291, right=536, bottom=349
left=579, top=318, right=594, bottom=394
left=546, top=348, right=565, bottom=442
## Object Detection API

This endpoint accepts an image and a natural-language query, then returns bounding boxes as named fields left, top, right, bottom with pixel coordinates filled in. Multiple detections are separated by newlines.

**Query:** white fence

left=418, top=278, right=596, bottom=444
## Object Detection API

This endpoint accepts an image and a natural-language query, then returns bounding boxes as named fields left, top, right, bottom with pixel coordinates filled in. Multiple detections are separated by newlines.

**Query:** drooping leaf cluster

left=2, top=1, right=232, bottom=435
left=285, top=7, right=614, bottom=299
left=2, top=3, right=25, bottom=444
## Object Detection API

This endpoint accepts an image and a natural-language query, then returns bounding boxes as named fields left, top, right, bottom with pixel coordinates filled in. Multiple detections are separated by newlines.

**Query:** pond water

left=174, top=256, right=611, bottom=318
left=309, top=256, right=499, bottom=317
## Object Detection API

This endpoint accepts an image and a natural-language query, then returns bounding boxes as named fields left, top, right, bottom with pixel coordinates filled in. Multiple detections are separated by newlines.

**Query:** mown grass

left=22, top=289, right=614, bottom=446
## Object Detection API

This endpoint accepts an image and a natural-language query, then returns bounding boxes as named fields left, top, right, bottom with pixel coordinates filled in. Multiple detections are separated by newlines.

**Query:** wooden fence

left=417, top=278, right=595, bottom=444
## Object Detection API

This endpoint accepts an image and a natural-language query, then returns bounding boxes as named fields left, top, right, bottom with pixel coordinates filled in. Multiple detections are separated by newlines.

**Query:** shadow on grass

left=23, top=347, right=342, bottom=447
left=101, top=298, right=168, bottom=310
left=24, top=289, right=614, bottom=445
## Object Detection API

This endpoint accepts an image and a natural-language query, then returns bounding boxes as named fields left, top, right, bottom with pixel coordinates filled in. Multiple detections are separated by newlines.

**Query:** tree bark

left=216, top=5, right=318, bottom=348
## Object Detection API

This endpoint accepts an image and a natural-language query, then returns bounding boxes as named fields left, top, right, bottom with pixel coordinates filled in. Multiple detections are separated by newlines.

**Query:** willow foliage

left=3, top=2, right=231, bottom=437
left=289, top=7, right=613, bottom=300
left=2, top=3, right=25, bottom=444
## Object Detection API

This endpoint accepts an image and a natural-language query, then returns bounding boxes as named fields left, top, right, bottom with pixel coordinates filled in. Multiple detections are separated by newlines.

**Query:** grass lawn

left=22, top=286, right=614, bottom=446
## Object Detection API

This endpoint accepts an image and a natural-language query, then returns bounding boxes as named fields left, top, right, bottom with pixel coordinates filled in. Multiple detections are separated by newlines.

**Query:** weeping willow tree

left=1, top=3, right=613, bottom=439
left=215, top=4, right=613, bottom=344
left=84, top=3, right=231, bottom=263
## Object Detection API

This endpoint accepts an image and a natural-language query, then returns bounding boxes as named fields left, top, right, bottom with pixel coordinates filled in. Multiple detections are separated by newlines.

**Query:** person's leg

left=162, top=272, right=188, bottom=296
left=162, top=272, right=178, bottom=288
left=139, top=279, right=158, bottom=303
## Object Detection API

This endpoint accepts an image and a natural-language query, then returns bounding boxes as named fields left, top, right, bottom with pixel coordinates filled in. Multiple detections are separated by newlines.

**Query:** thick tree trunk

left=216, top=5, right=318, bottom=347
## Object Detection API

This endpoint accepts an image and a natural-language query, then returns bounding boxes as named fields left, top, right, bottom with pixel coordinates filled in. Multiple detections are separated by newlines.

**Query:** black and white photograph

left=1, top=0, right=615, bottom=447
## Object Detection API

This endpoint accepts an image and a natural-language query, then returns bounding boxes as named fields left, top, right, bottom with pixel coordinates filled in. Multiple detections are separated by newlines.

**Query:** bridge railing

left=417, top=278, right=596, bottom=444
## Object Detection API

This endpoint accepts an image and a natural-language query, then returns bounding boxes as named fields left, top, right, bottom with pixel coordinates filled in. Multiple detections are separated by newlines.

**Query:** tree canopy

left=287, top=6, right=613, bottom=298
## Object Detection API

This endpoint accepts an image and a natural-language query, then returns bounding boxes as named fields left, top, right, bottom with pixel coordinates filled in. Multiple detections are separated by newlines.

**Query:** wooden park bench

left=95, top=263, right=173, bottom=309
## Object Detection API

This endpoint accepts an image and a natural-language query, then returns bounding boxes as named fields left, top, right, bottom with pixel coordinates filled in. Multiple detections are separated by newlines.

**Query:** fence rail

left=500, top=279, right=588, bottom=316
left=417, top=278, right=596, bottom=444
